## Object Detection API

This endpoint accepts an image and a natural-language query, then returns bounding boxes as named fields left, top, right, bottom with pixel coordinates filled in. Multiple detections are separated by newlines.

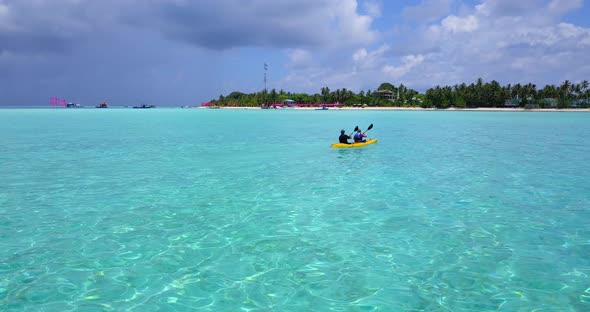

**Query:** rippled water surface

left=1, top=109, right=590, bottom=311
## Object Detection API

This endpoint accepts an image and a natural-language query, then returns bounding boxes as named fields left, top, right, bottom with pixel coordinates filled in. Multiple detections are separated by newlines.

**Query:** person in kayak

left=339, top=130, right=351, bottom=144
left=353, top=128, right=367, bottom=143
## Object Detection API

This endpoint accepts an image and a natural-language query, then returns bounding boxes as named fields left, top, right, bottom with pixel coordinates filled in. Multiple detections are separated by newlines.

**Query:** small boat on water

left=96, top=102, right=108, bottom=108
left=66, top=102, right=82, bottom=108
left=315, top=106, right=329, bottom=110
left=132, top=104, right=155, bottom=109
left=331, top=138, right=378, bottom=148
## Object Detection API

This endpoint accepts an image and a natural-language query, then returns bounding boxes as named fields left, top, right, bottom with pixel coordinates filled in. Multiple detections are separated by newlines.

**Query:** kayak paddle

left=348, top=126, right=358, bottom=137
left=363, top=124, right=373, bottom=134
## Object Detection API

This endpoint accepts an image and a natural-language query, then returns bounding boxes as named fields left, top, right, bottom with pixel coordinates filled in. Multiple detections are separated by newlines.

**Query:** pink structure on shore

left=290, top=103, right=340, bottom=107
left=50, top=97, right=66, bottom=107
left=268, top=102, right=340, bottom=108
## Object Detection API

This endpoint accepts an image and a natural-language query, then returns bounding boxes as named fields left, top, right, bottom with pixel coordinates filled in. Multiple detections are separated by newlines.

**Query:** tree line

left=209, top=79, right=590, bottom=108
left=423, top=79, right=589, bottom=108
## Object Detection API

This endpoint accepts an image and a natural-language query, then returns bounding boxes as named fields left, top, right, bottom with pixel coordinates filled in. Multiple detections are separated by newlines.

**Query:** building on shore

left=374, top=89, right=394, bottom=101
left=504, top=98, right=520, bottom=107
left=539, top=98, right=558, bottom=108
left=572, top=99, right=590, bottom=108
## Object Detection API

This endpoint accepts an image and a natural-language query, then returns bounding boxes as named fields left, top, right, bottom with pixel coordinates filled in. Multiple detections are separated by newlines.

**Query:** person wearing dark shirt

left=339, top=129, right=351, bottom=144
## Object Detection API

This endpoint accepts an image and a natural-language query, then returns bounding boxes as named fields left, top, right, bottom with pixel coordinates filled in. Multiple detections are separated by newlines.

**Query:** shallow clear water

left=1, top=109, right=589, bottom=311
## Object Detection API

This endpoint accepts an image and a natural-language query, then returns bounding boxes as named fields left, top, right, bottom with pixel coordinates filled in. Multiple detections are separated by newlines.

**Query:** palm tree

left=560, top=80, right=572, bottom=99
left=489, top=80, right=503, bottom=106
left=269, top=89, right=278, bottom=104
left=557, top=80, right=573, bottom=108
left=580, top=80, right=589, bottom=102
left=539, top=84, right=557, bottom=99
left=332, top=89, right=342, bottom=102
left=523, top=83, right=537, bottom=104
left=398, top=83, right=408, bottom=105
left=320, top=87, right=330, bottom=103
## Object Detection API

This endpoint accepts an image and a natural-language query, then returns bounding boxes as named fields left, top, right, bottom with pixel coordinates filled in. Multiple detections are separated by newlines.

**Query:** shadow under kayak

left=331, top=138, right=378, bottom=148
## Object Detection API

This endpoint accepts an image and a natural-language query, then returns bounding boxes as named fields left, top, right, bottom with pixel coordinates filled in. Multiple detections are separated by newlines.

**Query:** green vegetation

left=209, top=79, right=590, bottom=108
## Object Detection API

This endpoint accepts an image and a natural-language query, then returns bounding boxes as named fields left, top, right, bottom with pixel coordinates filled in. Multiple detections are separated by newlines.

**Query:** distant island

left=206, top=78, right=590, bottom=109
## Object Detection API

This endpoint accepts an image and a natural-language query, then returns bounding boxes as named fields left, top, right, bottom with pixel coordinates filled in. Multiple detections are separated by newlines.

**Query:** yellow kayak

left=331, top=138, right=378, bottom=148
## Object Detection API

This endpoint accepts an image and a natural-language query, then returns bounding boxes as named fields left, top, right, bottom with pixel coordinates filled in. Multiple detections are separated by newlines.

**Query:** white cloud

left=353, top=44, right=390, bottom=71
left=0, top=2, right=8, bottom=16
left=140, top=0, right=379, bottom=50
left=276, top=0, right=590, bottom=95
left=475, top=0, right=543, bottom=17
left=363, top=0, right=382, bottom=18
left=515, top=22, right=590, bottom=47
left=277, top=45, right=393, bottom=93
left=0, top=2, right=16, bottom=32
left=0, top=0, right=379, bottom=52
left=353, top=48, right=368, bottom=62
left=547, top=0, right=583, bottom=15
left=383, top=54, right=425, bottom=78
left=440, top=15, right=479, bottom=33
left=331, top=0, right=379, bottom=46
left=288, top=48, right=313, bottom=66
left=389, top=0, right=590, bottom=88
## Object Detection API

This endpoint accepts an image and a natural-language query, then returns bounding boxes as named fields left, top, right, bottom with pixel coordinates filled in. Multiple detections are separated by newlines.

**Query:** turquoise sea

left=1, top=109, right=589, bottom=311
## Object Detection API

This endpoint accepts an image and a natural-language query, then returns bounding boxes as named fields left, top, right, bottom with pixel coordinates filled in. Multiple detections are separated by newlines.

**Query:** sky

left=0, top=0, right=589, bottom=106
